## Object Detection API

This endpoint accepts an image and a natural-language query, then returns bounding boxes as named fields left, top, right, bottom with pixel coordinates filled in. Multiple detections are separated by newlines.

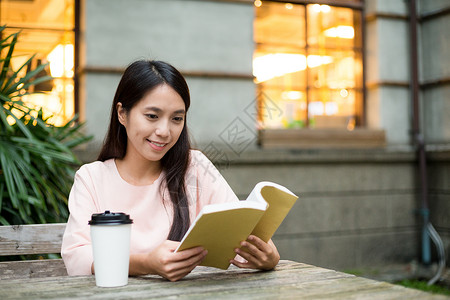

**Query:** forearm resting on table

left=129, top=253, right=154, bottom=276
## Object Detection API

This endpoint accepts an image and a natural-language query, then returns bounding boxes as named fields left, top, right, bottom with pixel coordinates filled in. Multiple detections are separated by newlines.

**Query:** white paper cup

left=89, top=211, right=133, bottom=287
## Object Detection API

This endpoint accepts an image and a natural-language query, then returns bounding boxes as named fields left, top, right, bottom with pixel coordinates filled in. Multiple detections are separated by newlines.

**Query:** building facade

left=6, top=0, right=449, bottom=271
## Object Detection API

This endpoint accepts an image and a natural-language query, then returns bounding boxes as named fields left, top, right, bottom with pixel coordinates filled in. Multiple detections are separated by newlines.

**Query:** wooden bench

left=0, top=223, right=67, bottom=279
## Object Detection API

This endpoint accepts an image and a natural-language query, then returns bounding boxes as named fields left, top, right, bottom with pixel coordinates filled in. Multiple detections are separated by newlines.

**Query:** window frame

left=0, top=0, right=80, bottom=122
left=254, top=0, right=383, bottom=149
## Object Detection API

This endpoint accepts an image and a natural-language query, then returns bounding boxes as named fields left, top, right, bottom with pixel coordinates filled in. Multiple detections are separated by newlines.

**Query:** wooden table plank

left=0, top=259, right=67, bottom=279
left=0, top=260, right=446, bottom=300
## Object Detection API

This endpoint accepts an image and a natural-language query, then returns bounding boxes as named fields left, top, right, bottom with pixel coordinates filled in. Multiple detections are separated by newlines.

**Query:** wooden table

left=0, top=260, right=446, bottom=299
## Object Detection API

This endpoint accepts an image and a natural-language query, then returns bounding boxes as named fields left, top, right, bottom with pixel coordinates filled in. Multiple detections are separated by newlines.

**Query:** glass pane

left=254, top=1, right=363, bottom=130
left=257, top=85, right=307, bottom=129
left=307, top=50, right=358, bottom=89
left=255, top=1, right=305, bottom=49
left=307, top=4, right=362, bottom=129
left=254, top=48, right=307, bottom=129
left=308, top=88, right=356, bottom=129
left=307, top=5, right=356, bottom=50
left=254, top=1, right=306, bottom=129
left=307, top=48, right=360, bottom=129
left=1, top=0, right=75, bottom=126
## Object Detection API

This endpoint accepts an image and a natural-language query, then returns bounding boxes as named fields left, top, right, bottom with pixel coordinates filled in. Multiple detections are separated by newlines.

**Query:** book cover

left=175, top=181, right=298, bottom=269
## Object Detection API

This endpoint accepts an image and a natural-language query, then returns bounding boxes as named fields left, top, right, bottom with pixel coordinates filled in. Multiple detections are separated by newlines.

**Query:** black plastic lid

left=88, top=210, right=133, bottom=225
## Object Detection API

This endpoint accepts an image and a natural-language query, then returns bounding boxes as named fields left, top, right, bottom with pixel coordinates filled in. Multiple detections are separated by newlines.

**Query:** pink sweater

left=61, top=150, right=238, bottom=275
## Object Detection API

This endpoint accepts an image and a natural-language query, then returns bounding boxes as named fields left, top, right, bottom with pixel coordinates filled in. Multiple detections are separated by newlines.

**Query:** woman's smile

left=148, top=139, right=168, bottom=151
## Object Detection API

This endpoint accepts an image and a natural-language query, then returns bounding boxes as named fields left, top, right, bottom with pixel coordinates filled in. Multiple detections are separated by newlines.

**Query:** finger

left=168, top=248, right=207, bottom=271
left=162, top=240, right=184, bottom=253
left=230, top=254, right=255, bottom=269
left=185, top=249, right=208, bottom=266
left=245, top=237, right=278, bottom=264
left=247, top=235, right=271, bottom=252
left=236, top=238, right=277, bottom=269
left=230, top=258, right=253, bottom=269
left=164, top=250, right=207, bottom=281
left=267, top=239, right=279, bottom=258
left=234, top=246, right=262, bottom=267
left=165, top=263, right=197, bottom=282
left=172, top=246, right=206, bottom=262
left=239, top=240, right=264, bottom=257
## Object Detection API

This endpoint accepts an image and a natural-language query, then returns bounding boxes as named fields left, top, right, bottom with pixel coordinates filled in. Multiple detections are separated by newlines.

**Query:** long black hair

left=98, top=60, right=191, bottom=241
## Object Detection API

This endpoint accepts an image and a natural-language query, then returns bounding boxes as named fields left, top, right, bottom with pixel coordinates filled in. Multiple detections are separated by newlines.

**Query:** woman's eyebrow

left=144, top=106, right=162, bottom=112
left=144, top=106, right=185, bottom=114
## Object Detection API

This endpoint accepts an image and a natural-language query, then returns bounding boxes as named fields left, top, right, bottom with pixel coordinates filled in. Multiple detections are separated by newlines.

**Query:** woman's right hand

left=130, top=240, right=207, bottom=282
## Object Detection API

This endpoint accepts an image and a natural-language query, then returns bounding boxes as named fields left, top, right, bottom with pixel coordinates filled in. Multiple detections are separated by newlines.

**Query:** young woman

left=61, top=60, right=280, bottom=281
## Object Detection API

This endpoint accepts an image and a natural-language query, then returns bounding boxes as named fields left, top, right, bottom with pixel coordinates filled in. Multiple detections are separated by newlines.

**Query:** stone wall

left=428, top=151, right=450, bottom=265
left=80, top=0, right=255, bottom=149
left=217, top=149, right=422, bottom=270
left=418, top=0, right=450, bottom=266
left=418, top=0, right=450, bottom=143
left=365, top=0, right=411, bottom=145
left=75, top=0, right=450, bottom=271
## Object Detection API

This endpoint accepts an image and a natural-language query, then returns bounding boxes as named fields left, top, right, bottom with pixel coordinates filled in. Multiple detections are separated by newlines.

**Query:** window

left=1, top=0, right=76, bottom=126
left=254, top=1, right=363, bottom=131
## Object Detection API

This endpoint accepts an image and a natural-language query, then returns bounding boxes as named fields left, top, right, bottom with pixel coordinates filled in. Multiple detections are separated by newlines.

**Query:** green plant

left=396, top=279, right=450, bottom=296
left=0, top=25, right=91, bottom=225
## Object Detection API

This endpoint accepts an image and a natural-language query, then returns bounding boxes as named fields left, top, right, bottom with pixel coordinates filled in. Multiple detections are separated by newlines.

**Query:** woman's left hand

left=230, top=235, right=280, bottom=270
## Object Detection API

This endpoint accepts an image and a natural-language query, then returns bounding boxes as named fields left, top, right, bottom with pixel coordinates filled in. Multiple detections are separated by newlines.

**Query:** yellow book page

left=250, top=186, right=298, bottom=242
left=177, top=208, right=265, bottom=269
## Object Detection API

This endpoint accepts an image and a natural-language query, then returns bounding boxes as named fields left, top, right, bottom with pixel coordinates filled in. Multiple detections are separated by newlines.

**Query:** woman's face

left=117, top=84, right=186, bottom=163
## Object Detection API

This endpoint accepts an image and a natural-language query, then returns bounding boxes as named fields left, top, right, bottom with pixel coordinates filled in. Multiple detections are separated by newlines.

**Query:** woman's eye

left=173, top=116, right=184, bottom=122
left=146, top=114, right=158, bottom=119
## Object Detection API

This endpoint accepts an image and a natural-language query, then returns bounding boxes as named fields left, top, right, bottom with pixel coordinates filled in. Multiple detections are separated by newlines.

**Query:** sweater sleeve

left=61, top=166, right=99, bottom=275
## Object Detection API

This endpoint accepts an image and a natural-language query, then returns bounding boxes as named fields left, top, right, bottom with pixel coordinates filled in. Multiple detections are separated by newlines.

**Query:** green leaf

left=14, top=62, right=50, bottom=93
left=0, top=215, right=10, bottom=226
left=0, top=182, right=4, bottom=212
left=0, top=27, right=90, bottom=225
left=5, top=109, right=33, bottom=139
left=0, top=107, right=13, bottom=133
left=1, top=54, right=34, bottom=93
left=0, top=32, right=18, bottom=84
left=0, top=147, right=19, bottom=208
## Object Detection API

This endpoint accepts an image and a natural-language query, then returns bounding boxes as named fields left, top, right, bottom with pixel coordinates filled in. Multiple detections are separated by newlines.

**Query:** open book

left=175, top=181, right=298, bottom=269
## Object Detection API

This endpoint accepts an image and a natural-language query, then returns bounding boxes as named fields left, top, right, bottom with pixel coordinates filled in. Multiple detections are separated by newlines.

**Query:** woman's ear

left=117, top=102, right=127, bottom=126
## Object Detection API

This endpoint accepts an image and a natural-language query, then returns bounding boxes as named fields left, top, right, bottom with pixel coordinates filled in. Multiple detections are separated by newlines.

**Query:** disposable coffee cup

left=89, top=210, right=133, bottom=287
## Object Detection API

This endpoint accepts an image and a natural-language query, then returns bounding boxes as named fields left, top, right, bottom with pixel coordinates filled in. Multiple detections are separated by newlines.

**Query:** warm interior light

left=21, top=93, right=64, bottom=124
left=254, top=1, right=360, bottom=130
left=307, top=55, right=333, bottom=68
left=323, top=26, right=354, bottom=39
left=347, top=117, right=356, bottom=131
left=47, top=44, right=74, bottom=78
left=340, top=89, right=349, bottom=98
left=253, top=53, right=306, bottom=82
left=309, top=101, right=324, bottom=116
left=6, top=115, right=16, bottom=126
left=325, top=102, right=338, bottom=115
left=5, top=0, right=76, bottom=126
left=282, top=91, right=303, bottom=100
left=312, top=4, right=330, bottom=13
left=320, top=5, right=330, bottom=13
left=253, top=54, right=333, bottom=82
left=254, top=0, right=262, bottom=8
left=312, top=4, right=321, bottom=13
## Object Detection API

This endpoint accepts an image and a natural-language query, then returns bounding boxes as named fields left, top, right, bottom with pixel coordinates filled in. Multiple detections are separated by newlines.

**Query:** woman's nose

left=155, top=120, right=170, bottom=137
